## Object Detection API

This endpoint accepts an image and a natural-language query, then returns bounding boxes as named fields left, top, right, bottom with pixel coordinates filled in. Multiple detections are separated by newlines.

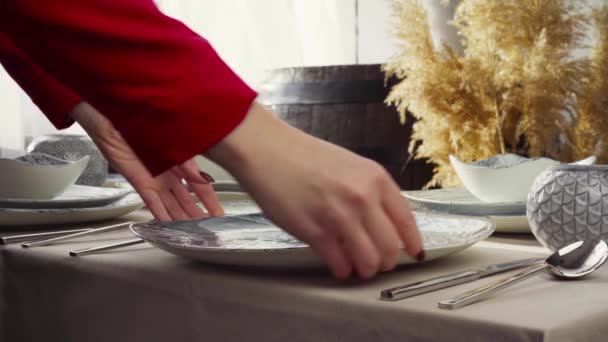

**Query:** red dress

left=0, top=0, right=257, bottom=175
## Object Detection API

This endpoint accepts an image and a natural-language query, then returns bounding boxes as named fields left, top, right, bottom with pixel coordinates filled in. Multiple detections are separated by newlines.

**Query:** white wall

left=159, top=0, right=369, bottom=86
left=156, top=0, right=395, bottom=86
left=0, top=66, right=24, bottom=157
left=358, top=0, right=395, bottom=64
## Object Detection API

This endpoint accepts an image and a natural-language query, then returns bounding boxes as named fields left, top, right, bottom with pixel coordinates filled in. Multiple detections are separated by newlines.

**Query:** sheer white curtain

left=0, top=68, right=22, bottom=157
left=0, top=0, right=359, bottom=157
left=157, top=0, right=357, bottom=86
left=0, top=68, right=86, bottom=158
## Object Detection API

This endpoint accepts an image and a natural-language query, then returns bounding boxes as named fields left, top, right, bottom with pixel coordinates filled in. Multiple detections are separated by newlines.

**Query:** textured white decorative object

left=28, top=134, right=108, bottom=186
left=528, top=165, right=608, bottom=251
left=450, top=154, right=596, bottom=203
left=0, top=153, right=89, bottom=200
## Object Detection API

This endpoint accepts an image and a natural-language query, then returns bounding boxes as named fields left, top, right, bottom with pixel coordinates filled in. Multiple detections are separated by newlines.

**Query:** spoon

left=438, top=239, right=608, bottom=310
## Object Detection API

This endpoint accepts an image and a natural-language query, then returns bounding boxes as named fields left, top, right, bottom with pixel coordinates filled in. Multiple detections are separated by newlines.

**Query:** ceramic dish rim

left=449, top=154, right=596, bottom=171
left=449, top=153, right=555, bottom=170
left=0, top=185, right=132, bottom=206
left=403, top=189, right=527, bottom=209
left=548, top=164, right=608, bottom=172
left=1, top=153, right=90, bottom=168
left=0, top=192, right=142, bottom=213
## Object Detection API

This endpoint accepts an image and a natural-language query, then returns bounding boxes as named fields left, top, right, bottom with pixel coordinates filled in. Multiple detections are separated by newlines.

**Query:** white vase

left=422, top=0, right=464, bottom=55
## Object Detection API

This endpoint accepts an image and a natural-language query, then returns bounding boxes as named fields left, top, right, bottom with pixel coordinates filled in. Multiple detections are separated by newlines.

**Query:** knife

left=380, top=257, right=545, bottom=301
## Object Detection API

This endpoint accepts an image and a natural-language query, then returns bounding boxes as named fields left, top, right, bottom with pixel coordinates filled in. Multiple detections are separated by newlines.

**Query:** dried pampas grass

left=384, top=0, right=607, bottom=188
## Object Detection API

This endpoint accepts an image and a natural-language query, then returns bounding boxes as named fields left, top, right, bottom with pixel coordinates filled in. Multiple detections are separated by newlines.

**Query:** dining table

left=1, top=206, right=607, bottom=342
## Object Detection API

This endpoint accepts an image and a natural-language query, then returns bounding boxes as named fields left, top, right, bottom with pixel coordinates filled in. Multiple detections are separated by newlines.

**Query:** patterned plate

left=0, top=185, right=132, bottom=209
left=403, top=188, right=526, bottom=216
left=0, top=193, right=144, bottom=227
left=131, top=210, right=495, bottom=269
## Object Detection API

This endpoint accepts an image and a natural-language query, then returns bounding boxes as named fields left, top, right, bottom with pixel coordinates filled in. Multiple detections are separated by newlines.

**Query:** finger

left=171, top=165, right=210, bottom=187
left=309, top=234, right=353, bottom=279
left=279, top=216, right=352, bottom=279
left=182, top=159, right=203, bottom=177
left=161, top=170, right=208, bottom=220
left=139, top=190, right=172, bottom=222
left=321, top=208, right=381, bottom=279
left=166, top=167, right=214, bottom=218
left=343, top=223, right=382, bottom=279
left=189, top=182, right=225, bottom=216
left=170, top=166, right=186, bottom=180
left=170, top=178, right=208, bottom=219
left=160, top=189, right=190, bottom=221
left=363, top=208, right=402, bottom=272
left=182, top=160, right=213, bottom=184
left=383, top=185, right=424, bottom=261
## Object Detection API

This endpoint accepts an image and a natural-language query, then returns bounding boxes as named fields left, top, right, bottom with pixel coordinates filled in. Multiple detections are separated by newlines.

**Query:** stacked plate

left=403, top=188, right=529, bottom=233
left=0, top=185, right=143, bottom=227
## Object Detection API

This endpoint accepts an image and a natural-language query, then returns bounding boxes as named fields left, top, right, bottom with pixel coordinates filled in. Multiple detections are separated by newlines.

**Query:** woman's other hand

left=70, top=101, right=224, bottom=221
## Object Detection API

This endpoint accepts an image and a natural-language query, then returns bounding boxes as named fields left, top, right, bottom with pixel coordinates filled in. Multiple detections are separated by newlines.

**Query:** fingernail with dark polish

left=416, top=250, right=426, bottom=262
left=199, top=171, right=215, bottom=183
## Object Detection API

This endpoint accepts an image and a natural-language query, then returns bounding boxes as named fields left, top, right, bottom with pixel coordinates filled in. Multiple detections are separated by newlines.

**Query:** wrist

left=69, top=101, right=116, bottom=142
left=204, top=101, right=291, bottom=178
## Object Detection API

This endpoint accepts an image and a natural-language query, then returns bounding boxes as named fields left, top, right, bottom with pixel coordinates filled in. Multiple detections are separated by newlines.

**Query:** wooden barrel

left=257, top=64, right=433, bottom=190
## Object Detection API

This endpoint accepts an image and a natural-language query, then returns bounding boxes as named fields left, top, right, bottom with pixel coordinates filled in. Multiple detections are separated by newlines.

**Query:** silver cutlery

left=438, top=239, right=608, bottom=310
left=69, top=238, right=145, bottom=257
left=21, top=222, right=134, bottom=248
left=380, top=257, right=545, bottom=301
left=1, top=228, right=92, bottom=244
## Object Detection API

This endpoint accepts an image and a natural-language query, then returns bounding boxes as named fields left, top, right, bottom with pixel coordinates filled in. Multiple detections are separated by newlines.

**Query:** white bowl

left=449, top=154, right=596, bottom=203
left=0, top=153, right=89, bottom=200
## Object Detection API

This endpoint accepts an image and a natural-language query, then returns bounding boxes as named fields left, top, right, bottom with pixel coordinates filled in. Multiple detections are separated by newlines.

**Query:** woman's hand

left=207, top=102, right=424, bottom=279
left=70, top=102, right=224, bottom=221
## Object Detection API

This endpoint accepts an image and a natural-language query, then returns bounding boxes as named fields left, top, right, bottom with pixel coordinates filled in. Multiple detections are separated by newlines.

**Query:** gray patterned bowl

left=27, top=134, right=108, bottom=186
left=527, top=164, right=608, bottom=251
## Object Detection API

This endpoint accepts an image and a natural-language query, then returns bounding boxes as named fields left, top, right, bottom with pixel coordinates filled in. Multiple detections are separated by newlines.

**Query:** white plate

left=0, top=193, right=144, bottom=227
left=489, top=215, right=530, bottom=233
left=403, top=188, right=526, bottom=216
left=0, top=185, right=132, bottom=209
left=131, top=211, right=495, bottom=269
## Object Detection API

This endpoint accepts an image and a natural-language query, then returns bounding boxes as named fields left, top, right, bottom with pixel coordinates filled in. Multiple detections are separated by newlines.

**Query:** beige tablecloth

left=1, top=211, right=607, bottom=342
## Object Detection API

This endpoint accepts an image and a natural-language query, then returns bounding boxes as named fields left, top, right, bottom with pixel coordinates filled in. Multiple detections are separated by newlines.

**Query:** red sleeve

left=0, top=0, right=257, bottom=175
left=0, top=33, right=81, bottom=129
